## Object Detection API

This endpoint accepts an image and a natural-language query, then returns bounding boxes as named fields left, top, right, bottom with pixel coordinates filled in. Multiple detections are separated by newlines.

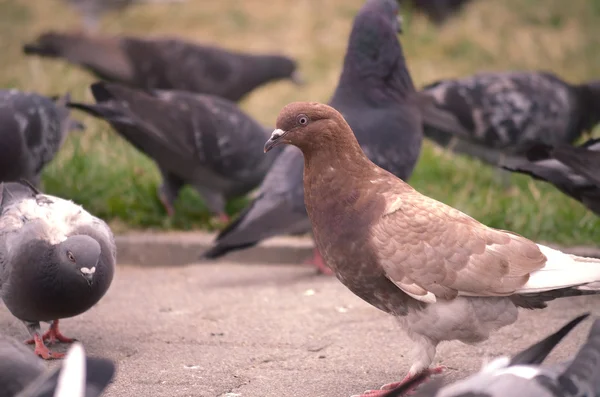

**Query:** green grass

left=1, top=0, right=600, bottom=243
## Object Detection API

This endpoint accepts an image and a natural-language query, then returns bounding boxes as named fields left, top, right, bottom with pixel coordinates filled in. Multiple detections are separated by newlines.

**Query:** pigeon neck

left=332, top=16, right=415, bottom=106
left=237, top=55, right=294, bottom=97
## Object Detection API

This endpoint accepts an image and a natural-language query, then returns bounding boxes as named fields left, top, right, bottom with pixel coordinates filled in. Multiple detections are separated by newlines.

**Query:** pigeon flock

left=0, top=0, right=599, bottom=396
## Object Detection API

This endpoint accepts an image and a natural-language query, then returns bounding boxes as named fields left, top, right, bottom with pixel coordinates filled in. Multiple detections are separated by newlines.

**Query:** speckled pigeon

left=67, top=81, right=284, bottom=221
left=502, top=138, right=600, bottom=217
left=263, top=100, right=600, bottom=397
left=419, top=71, right=600, bottom=168
left=0, top=90, right=84, bottom=187
left=23, top=32, right=304, bottom=102
left=0, top=181, right=116, bottom=360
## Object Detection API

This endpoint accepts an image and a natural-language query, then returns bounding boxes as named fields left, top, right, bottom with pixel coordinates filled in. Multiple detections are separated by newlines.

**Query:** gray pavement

left=1, top=261, right=599, bottom=397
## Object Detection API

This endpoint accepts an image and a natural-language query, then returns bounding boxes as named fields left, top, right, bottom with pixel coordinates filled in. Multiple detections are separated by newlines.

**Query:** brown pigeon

left=264, top=101, right=600, bottom=397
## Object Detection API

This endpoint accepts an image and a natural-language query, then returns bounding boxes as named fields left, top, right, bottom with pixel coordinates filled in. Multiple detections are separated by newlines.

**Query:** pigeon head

left=260, top=55, right=305, bottom=86
left=332, top=0, right=414, bottom=105
left=23, top=32, right=69, bottom=57
left=264, top=102, right=363, bottom=158
left=58, top=235, right=102, bottom=286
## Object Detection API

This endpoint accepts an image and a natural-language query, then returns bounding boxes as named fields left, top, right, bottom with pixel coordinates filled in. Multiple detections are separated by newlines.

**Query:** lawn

left=1, top=0, right=599, bottom=243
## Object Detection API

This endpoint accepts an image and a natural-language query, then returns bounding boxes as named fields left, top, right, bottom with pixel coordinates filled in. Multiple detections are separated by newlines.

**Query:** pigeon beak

left=290, top=70, right=306, bottom=86
left=80, top=266, right=96, bottom=286
left=264, top=129, right=287, bottom=153
left=396, top=14, right=404, bottom=34
left=82, top=273, right=93, bottom=286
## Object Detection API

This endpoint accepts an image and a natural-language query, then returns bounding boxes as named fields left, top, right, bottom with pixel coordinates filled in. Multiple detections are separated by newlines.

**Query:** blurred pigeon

left=399, top=0, right=473, bottom=25
left=23, top=32, right=304, bottom=102
left=0, top=334, right=46, bottom=397
left=0, top=181, right=116, bottom=360
left=0, top=90, right=84, bottom=187
left=62, top=0, right=187, bottom=33
left=419, top=71, right=600, bottom=168
left=263, top=100, right=600, bottom=397
left=8, top=341, right=116, bottom=397
left=202, top=0, right=432, bottom=272
left=381, top=313, right=593, bottom=397
left=502, top=138, right=600, bottom=216
left=67, top=82, right=284, bottom=220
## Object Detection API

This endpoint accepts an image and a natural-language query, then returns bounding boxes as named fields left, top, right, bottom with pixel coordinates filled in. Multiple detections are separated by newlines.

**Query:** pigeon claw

left=30, top=334, right=66, bottom=360
left=25, top=320, right=77, bottom=346
left=303, top=248, right=334, bottom=276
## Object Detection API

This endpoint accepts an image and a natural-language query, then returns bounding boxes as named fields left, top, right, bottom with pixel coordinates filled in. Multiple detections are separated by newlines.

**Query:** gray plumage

left=503, top=139, right=600, bottom=216
left=420, top=71, right=600, bottom=167
left=502, top=138, right=600, bottom=216
left=23, top=32, right=303, bottom=103
left=0, top=181, right=116, bottom=360
left=385, top=313, right=600, bottom=397
left=0, top=340, right=116, bottom=397
left=0, top=334, right=46, bottom=397
left=202, top=0, right=424, bottom=260
left=0, top=90, right=84, bottom=187
left=67, top=82, right=283, bottom=217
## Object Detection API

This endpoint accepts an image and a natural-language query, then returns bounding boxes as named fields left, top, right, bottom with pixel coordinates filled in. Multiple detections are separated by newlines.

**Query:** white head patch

left=270, top=128, right=285, bottom=140
left=80, top=267, right=96, bottom=275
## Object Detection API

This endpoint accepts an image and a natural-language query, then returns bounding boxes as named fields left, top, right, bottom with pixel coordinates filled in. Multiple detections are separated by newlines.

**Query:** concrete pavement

left=1, top=261, right=599, bottom=397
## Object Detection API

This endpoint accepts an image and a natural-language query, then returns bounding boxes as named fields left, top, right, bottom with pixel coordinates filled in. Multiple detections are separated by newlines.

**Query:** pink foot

left=27, top=334, right=65, bottom=360
left=351, top=366, right=445, bottom=397
left=217, top=213, right=230, bottom=223
left=303, top=248, right=334, bottom=275
left=25, top=320, right=76, bottom=346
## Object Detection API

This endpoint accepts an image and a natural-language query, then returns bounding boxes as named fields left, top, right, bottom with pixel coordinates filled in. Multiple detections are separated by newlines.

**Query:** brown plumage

left=264, top=101, right=600, bottom=396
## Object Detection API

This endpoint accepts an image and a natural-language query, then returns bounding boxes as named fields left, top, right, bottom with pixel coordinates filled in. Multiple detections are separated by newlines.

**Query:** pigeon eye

left=67, top=251, right=75, bottom=262
left=297, top=114, right=309, bottom=126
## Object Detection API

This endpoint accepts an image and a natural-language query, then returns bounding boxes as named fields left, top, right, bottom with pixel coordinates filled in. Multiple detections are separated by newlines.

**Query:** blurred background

left=1, top=0, right=599, bottom=245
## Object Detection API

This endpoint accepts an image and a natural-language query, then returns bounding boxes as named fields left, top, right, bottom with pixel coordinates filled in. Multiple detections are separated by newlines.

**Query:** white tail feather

left=517, top=244, right=600, bottom=294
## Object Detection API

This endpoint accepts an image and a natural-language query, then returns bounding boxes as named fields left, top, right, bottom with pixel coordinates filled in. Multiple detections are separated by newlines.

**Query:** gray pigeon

left=23, top=32, right=304, bottom=103
left=0, top=181, right=116, bottom=360
left=61, top=0, right=187, bottom=33
left=502, top=138, right=600, bottom=216
left=263, top=100, right=600, bottom=397
left=67, top=82, right=284, bottom=220
left=419, top=71, right=600, bottom=168
left=0, top=334, right=46, bottom=397
left=0, top=90, right=84, bottom=187
left=202, top=0, right=426, bottom=272
left=0, top=338, right=116, bottom=397
left=382, top=313, right=599, bottom=397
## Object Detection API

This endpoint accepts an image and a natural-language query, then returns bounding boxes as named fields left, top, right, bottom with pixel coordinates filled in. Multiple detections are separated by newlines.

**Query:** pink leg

left=26, top=333, right=65, bottom=360
left=25, top=320, right=76, bottom=345
left=351, top=366, right=445, bottom=397
left=158, top=191, right=175, bottom=217
left=217, top=213, right=230, bottom=224
left=303, top=247, right=334, bottom=275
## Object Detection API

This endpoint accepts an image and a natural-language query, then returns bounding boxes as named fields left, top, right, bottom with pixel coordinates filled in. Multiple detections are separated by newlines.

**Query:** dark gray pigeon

left=9, top=341, right=116, bottom=397
left=419, top=71, right=600, bottom=168
left=0, top=181, right=116, bottom=360
left=502, top=138, right=600, bottom=216
left=23, top=31, right=304, bottom=103
left=0, top=90, right=84, bottom=187
left=381, top=313, right=598, bottom=397
left=202, top=0, right=427, bottom=272
left=264, top=100, right=600, bottom=397
left=0, top=334, right=46, bottom=397
left=62, top=0, right=187, bottom=33
left=67, top=81, right=284, bottom=220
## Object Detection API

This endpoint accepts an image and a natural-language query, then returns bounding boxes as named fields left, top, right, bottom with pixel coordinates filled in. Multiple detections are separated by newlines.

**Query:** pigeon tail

left=66, top=102, right=130, bottom=124
left=561, top=317, right=600, bottom=386
left=517, top=244, right=600, bottom=294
